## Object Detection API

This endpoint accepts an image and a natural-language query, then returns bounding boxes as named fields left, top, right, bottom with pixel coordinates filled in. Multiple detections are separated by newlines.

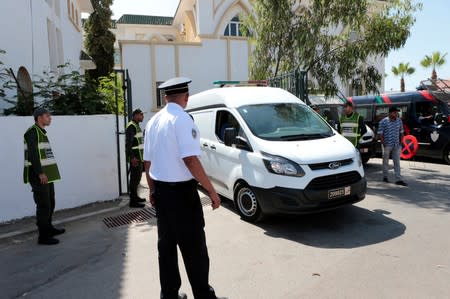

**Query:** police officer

left=339, top=101, right=367, bottom=147
left=143, top=77, right=227, bottom=299
left=126, top=109, right=146, bottom=208
left=24, top=108, right=65, bottom=245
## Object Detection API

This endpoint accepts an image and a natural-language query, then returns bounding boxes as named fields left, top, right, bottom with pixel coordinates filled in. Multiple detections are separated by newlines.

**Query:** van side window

left=215, top=110, right=244, bottom=144
left=416, top=101, right=439, bottom=125
left=375, top=105, right=408, bottom=122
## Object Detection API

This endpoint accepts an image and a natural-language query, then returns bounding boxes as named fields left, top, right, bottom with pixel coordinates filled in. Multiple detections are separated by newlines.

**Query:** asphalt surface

left=0, top=158, right=449, bottom=299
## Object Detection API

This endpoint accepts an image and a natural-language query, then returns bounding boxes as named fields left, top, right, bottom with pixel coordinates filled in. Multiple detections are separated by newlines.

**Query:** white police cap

left=159, top=77, right=192, bottom=95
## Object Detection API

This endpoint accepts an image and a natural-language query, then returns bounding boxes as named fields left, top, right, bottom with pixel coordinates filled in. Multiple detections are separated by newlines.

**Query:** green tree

left=392, top=62, right=415, bottom=92
left=244, top=0, right=421, bottom=96
left=0, top=49, right=11, bottom=100
left=84, top=0, right=115, bottom=81
left=420, top=51, right=447, bottom=80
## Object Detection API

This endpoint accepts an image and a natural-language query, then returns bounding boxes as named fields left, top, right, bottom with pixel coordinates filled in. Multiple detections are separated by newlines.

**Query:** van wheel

left=234, top=183, right=263, bottom=223
left=444, top=146, right=450, bottom=165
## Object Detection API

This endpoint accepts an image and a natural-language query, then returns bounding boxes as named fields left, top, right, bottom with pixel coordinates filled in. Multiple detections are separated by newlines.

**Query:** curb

left=0, top=200, right=129, bottom=240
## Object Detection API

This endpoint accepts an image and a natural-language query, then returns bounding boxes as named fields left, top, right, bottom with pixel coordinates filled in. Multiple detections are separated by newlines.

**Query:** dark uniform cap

left=344, top=101, right=353, bottom=107
left=158, top=77, right=192, bottom=96
left=132, top=109, right=144, bottom=116
left=33, top=108, right=50, bottom=119
left=389, top=106, right=400, bottom=113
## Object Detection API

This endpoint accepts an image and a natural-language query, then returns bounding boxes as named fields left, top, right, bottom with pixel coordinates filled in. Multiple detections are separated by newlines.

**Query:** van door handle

left=202, top=143, right=209, bottom=148
left=210, top=145, right=216, bottom=150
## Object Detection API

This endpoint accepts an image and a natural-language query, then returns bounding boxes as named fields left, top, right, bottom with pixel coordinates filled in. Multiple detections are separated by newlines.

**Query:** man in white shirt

left=143, top=77, right=225, bottom=299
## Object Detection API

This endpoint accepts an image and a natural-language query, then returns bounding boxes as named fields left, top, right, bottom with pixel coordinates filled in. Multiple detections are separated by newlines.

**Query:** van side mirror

left=224, top=127, right=237, bottom=147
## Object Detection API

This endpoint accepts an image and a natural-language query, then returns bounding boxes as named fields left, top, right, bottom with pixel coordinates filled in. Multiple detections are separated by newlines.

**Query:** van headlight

left=261, top=152, right=305, bottom=177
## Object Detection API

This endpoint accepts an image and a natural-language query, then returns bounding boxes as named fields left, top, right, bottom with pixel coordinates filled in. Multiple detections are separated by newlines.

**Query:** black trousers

left=154, top=180, right=216, bottom=299
left=30, top=180, right=55, bottom=238
left=129, top=161, right=143, bottom=201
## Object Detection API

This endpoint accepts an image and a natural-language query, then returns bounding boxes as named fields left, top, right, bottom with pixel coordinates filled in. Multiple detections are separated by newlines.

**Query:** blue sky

left=112, top=0, right=450, bottom=92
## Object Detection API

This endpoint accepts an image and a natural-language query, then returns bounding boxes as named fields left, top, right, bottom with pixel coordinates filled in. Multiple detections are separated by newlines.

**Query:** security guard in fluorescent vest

left=126, top=109, right=146, bottom=208
left=339, top=101, right=367, bottom=147
left=24, top=108, right=65, bottom=245
left=143, top=77, right=227, bottom=299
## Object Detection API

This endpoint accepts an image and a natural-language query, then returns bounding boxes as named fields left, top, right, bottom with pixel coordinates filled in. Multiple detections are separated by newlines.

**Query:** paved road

left=1, top=159, right=449, bottom=299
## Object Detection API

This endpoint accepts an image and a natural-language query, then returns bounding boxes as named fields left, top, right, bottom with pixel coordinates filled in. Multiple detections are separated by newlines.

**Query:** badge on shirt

left=192, top=128, right=197, bottom=139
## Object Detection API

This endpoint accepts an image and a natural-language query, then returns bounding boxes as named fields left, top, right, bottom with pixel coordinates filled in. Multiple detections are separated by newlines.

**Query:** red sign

left=401, top=135, right=419, bottom=159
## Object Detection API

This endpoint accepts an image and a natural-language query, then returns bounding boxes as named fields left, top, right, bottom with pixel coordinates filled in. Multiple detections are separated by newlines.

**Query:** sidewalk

left=0, top=197, right=127, bottom=240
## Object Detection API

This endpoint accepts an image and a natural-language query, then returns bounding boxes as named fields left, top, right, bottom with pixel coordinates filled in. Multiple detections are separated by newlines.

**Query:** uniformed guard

left=339, top=101, right=367, bottom=147
left=24, top=108, right=65, bottom=245
left=143, top=77, right=227, bottom=299
left=126, top=108, right=146, bottom=208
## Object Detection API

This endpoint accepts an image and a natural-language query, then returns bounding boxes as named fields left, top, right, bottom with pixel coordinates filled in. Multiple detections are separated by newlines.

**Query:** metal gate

left=268, top=69, right=309, bottom=104
left=114, top=69, right=132, bottom=196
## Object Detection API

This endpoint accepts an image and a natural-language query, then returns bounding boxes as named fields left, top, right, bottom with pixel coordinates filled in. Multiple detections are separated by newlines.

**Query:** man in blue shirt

left=377, top=106, right=408, bottom=186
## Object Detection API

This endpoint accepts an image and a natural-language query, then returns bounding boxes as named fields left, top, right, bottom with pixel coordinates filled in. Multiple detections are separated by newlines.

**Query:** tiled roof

left=116, top=14, right=173, bottom=26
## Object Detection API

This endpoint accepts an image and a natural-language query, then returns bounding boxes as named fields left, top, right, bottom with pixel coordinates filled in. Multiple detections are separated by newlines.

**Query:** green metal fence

left=268, top=69, right=309, bottom=104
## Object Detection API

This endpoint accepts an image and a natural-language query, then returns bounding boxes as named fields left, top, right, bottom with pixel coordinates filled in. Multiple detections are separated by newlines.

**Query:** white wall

left=0, top=0, right=87, bottom=112
left=0, top=115, right=123, bottom=223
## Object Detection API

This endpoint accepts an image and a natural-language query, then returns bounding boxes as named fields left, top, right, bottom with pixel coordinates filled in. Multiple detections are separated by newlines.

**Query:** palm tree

left=392, top=62, right=415, bottom=92
left=420, top=51, right=447, bottom=80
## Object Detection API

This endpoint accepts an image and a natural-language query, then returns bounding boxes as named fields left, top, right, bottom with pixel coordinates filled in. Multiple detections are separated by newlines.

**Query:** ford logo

left=328, top=162, right=341, bottom=170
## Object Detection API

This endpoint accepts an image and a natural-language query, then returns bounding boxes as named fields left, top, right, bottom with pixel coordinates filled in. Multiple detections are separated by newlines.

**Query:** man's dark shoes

left=395, top=180, right=408, bottom=186
left=136, top=197, right=146, bottom=203
left=38, top=237, right=59, bottom=245
left=129, top=201, right=145, bottom=208
left=51, top=227, right=66, bottom=236
left=383, top=177, right=389, bottom=183
left=178, top=293, right=187, bottom=299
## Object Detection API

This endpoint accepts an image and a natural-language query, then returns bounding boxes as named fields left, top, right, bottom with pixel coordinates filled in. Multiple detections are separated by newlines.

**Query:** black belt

left=154, top=179, right=196, bottom=188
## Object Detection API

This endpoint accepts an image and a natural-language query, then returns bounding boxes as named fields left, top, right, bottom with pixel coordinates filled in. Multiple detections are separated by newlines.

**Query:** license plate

left=360, top=148, right=369, bottom=153
left=328, top=186, right=351, bottom=199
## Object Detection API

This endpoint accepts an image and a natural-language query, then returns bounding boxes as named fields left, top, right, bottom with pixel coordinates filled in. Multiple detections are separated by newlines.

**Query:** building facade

left=0, top=0, right=93, bottom=114
left=115, top=0, right=386, bottom=119
left=114, top=0, right=252, bottom=120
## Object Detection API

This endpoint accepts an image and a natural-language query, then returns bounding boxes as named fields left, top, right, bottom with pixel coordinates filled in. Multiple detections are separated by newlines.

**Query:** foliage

left=391, top=62, right=415, bottom=92
left=84, top=0, right=116, bottom=81
left=2, top=63, right=124, bottom=115
left=0, top=49, right=13, bottom=101
left=244, top=0, right=421, bottom=96
left=420, top=51, right=447, bottom=80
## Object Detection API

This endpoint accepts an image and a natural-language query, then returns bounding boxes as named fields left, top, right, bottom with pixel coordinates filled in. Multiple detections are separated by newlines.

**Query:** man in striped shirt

left=377, top=106, right=408, bottom=186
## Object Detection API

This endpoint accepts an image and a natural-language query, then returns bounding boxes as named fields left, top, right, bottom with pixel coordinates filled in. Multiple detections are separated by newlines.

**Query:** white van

left=187, top=86, right=366, bottom=222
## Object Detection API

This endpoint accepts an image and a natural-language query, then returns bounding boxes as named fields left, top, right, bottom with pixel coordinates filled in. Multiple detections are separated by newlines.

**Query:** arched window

left=224, top=16, right=244, bottom=37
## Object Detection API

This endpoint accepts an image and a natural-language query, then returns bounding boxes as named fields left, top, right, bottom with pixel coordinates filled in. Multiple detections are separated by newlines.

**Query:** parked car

left=186, top=84, right=366, bottom=222
left=349, top=90, right=450, bottom=164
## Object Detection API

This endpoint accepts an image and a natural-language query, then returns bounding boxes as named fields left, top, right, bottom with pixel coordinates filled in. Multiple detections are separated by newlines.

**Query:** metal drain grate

left=103, top=207, right=156, bottom=228
left=103, top=197, right=212, bottom=228
left=200, top=197, right=212, bottom=207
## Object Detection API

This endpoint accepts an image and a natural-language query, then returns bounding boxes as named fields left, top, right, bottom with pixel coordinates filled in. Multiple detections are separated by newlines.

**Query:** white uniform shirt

left=143, top=102, right=201, bottom=182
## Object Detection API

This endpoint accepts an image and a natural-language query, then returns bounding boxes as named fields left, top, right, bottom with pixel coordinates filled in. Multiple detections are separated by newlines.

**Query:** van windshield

left=238, top=103, right=334, bottom=141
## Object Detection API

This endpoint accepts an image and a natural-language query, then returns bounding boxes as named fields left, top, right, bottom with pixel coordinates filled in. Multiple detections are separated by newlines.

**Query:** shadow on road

left=220, top=198, right=405, bottom=249
left=364, top=162, right=450, bottom=212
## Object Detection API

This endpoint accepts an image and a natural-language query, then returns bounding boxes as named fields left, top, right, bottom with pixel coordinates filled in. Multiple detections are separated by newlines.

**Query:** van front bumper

left=253, top=177, right=367, bottom=215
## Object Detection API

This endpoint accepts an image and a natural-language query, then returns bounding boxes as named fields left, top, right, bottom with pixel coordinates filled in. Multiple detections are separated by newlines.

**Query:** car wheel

left=444, top=145, right=450, bottom=165
left=234, top=183, right=263, bottom=223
